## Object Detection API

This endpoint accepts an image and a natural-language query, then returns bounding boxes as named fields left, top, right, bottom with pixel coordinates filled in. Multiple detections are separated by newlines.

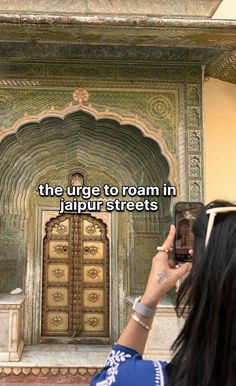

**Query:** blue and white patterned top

left=90, top=344, right=169, bottom=386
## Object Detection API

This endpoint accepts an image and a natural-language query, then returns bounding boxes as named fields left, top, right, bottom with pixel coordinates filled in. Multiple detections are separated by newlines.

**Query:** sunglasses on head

left=205, top=206, right=236, bottom=247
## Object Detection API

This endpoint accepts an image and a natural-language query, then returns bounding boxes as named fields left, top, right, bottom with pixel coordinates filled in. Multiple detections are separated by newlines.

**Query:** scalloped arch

left=0, top=105, right=176, bottom=223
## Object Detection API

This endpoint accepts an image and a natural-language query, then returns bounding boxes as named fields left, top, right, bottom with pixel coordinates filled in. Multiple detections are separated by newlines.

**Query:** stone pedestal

left=0, top=294, right=24, bottom=361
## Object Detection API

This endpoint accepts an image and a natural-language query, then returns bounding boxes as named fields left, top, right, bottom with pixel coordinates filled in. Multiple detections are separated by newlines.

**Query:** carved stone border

left=0, top=366, right=99, bottom=376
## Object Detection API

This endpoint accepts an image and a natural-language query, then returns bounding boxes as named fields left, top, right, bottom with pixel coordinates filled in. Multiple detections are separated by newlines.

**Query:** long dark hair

left=168, top=200, right=236, bottom=386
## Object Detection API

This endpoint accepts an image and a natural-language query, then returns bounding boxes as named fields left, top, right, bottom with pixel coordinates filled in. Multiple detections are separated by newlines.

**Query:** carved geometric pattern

left=0, top=92, right=15, bottom=116
left=188, top=130, right=201, bottom=152
left=147, top=95, right=173, bottom=121
left=188, top=107, right=200, bottom=127
left=189, top=181, right=201, bottom=201
left=189, top=155, right=201, bottom=177
left=187, top=85, right=200, bottom=106
left=0, top=366, right=99, bottom=376
left=131, top=233, right=164, bottom=294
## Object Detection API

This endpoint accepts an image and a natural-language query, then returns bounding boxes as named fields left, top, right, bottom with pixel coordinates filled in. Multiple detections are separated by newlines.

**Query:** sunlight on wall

left=204, top=78, right=236, bottom=203
left=213, top=0, right=236, bottom=19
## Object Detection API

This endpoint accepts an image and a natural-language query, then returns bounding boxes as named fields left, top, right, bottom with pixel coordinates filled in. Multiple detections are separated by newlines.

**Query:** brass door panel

left=83, top=289, right=104, bottom=308
left=83, top=265, right=104, bottom=283
left=42, top=214, right=109, bottom=340
left=47, top=288, right=69, bottom=307
left=46, top=312, right=69, bottom=333
left=48, top=241, right=69, bottom=259
left=83, top=241, right=104, bottom=259
left=47, top=264, right=69, bottom=283
left=83, top=313, right=105, bottom=332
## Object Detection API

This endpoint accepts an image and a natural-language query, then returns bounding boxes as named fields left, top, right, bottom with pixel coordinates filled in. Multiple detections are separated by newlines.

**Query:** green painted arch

left=0, top=109, right=171, bottom=223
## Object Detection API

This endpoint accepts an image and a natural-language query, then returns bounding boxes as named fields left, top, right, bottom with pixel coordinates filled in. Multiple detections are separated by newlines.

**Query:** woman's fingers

left=173, top=262, right=192, bottom=280
left=161, top=224, right=175, bottom=251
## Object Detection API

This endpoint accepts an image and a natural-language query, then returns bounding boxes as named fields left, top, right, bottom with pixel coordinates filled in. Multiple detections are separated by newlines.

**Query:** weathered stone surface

left=0, top=0, right=224, bottom=18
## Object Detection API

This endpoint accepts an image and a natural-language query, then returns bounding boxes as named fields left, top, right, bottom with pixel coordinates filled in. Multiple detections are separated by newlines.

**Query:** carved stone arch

left=0, top=104, right=177, bottom=191
left=0, top=105, right=176, bottom=344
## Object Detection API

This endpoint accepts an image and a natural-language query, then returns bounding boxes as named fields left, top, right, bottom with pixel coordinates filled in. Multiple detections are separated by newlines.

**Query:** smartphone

left=174, top=201, right=204, bottom=263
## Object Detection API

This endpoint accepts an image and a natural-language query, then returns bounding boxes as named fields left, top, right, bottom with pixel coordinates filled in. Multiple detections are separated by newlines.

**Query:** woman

left=91, top=200, right=236, bottom=386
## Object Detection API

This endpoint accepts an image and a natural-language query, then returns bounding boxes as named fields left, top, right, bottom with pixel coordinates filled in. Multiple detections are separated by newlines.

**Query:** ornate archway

left=0, top=106, right=174, bottom=344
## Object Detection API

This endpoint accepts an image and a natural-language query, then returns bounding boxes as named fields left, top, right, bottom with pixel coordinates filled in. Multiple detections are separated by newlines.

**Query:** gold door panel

left=83, top=313, right=105, bottom=332
left=42, top=213, right=109, bottom=340
left=47, top=264, right=69, bottom=283
left=83, top=241, right=104, bottom=259
left=47, top=288, right=69, bottom=307
left=46, top=312, right=69, bottom=333
left=83, top=265, right=104, bottom=283
left=83, top=289, right=104, bottom=308
left=48, top=241, right=69, bottom=259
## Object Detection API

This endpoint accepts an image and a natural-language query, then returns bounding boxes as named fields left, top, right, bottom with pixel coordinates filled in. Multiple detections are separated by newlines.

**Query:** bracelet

left=132, top=297, right=156, bottom=318
left=131, top=314, right=152, bottom=331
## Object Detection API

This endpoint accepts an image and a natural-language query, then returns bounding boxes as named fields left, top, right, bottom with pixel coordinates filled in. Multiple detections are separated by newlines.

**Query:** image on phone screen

left=174, top=201, right=204, bottom=263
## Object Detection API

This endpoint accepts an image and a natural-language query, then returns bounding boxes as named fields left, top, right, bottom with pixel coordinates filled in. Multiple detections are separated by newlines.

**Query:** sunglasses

left=205, top=206, right=236, bottom=247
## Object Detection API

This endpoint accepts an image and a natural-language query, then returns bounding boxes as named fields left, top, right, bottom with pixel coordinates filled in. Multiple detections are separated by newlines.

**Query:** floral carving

left=50, top=316, right=64, bottom=326
left=88, top=292, right=100, bottom=303
left=86, top=316, right=100, bottom=328
left=54, top=223, right=67, bottom=234
left=189, top=155, right=201, bottom=177
left=87, top=268, right=99, bottom=279
left=52, top=291, right=64, bottom=303
left=190, top=181, right=201, bottom=201
left=53, top=244, right=68, bottom=254
left=52, top=269, right=65, bottom=279
left=84, top=245, right=98, bottom=255
left=85, top=224, right=100, bottom=235
left=189, top=131, right=200, bottom=151
left=72, top=88, right=89, bottom=105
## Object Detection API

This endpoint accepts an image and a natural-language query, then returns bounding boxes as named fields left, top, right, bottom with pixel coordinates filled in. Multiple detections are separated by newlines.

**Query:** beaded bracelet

left=131, top=313, right=152, bottom=331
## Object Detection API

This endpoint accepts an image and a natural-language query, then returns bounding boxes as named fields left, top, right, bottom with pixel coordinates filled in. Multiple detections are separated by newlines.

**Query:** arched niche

left=0, top=108, right=175, bottom=343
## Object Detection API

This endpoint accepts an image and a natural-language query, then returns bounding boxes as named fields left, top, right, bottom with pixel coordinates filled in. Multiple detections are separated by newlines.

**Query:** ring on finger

left=157, top=246, right=170, bottom=253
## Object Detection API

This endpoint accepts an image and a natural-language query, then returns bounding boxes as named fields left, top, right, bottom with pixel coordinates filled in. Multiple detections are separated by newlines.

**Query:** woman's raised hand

left=141, top=225, right=192, bottom=308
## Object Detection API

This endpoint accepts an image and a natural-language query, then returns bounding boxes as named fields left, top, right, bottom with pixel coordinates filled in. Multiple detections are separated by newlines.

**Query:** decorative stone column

left=0, top=294, right=24, bottom=361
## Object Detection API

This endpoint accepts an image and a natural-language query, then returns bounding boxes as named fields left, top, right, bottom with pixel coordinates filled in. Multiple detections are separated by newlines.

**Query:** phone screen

left=174, top=201, right=204, bottom=263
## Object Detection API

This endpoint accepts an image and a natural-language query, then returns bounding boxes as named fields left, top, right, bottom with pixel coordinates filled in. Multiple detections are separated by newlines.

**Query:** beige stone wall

left=213, top=0, right=236, bottom=18
left=204, top=78, right=236, bottom=203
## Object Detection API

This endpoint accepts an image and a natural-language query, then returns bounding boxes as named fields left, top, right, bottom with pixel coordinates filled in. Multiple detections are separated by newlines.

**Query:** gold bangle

left=131, top=314, right=152, bottom=331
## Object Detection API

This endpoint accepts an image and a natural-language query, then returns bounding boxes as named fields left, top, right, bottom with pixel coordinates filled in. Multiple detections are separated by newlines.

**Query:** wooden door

left=41, top=213, right=109, bottom=340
